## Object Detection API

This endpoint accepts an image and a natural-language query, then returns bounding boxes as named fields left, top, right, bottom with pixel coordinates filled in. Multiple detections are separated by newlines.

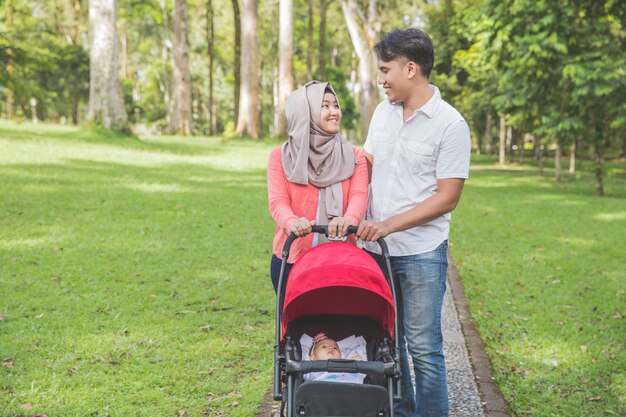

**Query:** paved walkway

left=257, top=256, right=510, bottom=417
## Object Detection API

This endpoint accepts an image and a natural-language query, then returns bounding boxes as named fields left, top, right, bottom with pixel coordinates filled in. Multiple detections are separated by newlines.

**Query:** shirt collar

left=390, top=85, right=441, bottom=120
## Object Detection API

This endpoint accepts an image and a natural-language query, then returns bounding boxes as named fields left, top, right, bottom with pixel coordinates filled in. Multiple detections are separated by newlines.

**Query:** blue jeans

left=368, top=240, right=449, bottom=417
left=270, top=254, right=293, bottom=293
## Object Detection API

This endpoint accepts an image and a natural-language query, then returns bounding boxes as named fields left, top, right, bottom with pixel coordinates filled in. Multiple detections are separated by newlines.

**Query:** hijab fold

left=281, top=81, right=356, bottom=225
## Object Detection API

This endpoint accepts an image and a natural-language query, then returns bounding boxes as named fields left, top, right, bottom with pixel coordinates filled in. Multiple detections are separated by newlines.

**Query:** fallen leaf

left=178, top=409, right=187, bottom=416
left=1, top=358, right=14, bottom=368
left=511, top=366, right=524, bottom=374
left=585, top=396, right=602, bottom=402
left=149, top=294, right=157, bottom=298
left=230, top=401, right=239, bottom=407
left=612, top=312, right=623, bottom=319
left=601, top=350, right=615, bottom=360
left=580, top=378, right=590, bottom=383
left=20, top=403, right=33, bottom=410
left=51, top=276, right=59, bottom=281
left=580, top=345, right=588, bottom=352
left=0, top=312, right=4, bottom=321
left=35, top=313, right=45, bottom=319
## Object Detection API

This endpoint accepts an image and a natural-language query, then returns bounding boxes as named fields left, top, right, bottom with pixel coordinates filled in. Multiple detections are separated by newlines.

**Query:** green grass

left=1, top=121, right=624, bottom=416
left=452, top=157, right=625, bottom=416
left=0, top=121, right=279, bottom=416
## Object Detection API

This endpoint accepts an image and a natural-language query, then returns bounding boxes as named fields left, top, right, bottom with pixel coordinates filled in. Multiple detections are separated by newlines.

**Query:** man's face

left=377, top=58, right=411, bottom=103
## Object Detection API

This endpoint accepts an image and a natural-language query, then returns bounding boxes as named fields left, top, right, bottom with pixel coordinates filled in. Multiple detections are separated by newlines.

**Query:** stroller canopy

left=282, top=242, right=395, bottom=341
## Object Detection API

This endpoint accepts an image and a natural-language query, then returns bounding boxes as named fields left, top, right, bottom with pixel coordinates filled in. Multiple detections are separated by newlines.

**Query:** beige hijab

left=281, top=81, right=356, bottom=225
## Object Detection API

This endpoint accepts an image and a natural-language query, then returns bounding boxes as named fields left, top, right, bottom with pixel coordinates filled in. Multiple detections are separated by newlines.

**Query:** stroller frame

left=273, top=225, right=401, bottom=417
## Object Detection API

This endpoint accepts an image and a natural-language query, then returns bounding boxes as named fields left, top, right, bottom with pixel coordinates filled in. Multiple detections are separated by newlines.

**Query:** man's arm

left=356, top=177, right=465, bottom=241
left=363, top=149, right=373, bottom=183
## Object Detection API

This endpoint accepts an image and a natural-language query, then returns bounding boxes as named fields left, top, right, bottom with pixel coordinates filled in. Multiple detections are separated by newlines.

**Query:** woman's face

left=310, top=338, right=341, bottom=360
left=319, top=92, right=342, bottom=134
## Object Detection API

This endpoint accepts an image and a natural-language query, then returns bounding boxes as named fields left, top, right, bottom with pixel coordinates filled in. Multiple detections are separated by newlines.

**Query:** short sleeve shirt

left=363, top=85, right=471, bottom=256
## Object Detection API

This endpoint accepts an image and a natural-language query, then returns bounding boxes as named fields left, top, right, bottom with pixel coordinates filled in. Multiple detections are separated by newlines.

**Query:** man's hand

left=356, top=220, right=392, bottom=241
left=290, top=218, right=315, bottom=237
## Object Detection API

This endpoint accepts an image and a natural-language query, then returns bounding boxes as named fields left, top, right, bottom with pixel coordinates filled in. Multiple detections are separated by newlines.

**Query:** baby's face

left=311, top=338, right=341, bottom=360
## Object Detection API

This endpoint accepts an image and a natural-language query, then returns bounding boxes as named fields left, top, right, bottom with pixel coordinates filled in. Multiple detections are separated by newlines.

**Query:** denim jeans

left=368, top=240, right=449, bottom=417
left=270, top=254, right=293, bottom=293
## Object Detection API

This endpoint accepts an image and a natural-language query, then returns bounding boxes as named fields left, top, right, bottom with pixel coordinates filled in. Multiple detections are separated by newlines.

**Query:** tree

left=276, top=0, right=295, bottom=136
left=235, top=0, right=259, bottom=138
left=87, top=0, right=128, bottom=129
left=232, top=0, right=241, bottom=125
left=4, top=0, right=15, bottom=119
left=206, top=0, right=216, bottom=134
left=168, top=0, right=193, bottom=134
left=341, top=0, right=379, bottom=140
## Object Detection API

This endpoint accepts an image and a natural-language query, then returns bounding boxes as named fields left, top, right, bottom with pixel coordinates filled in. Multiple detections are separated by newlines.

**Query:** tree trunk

left=318, top=0, right=327, bottom=80
left=498, top=115, right=506, bottom=167
left=232, top=0, right=241, bottom=125
left=593, top=124, right=605, bottom=197
left=307, top=0, right=313, bottom=80
left=206, top=0, right=215, bottom=135
left=235, top=0, right=259, bottom=139
left=536, top=141, right=544, bottom=175
left=341, top=0, right=379, bottom=141
left=484, top=113, right=492, bottom=155
left=5, top=0, right=15, bottom=119
left=569, top=141, right=576, bottom=174
left=159, top=0, right=171, bottom=125
left=87, top=0, right=128, bottom=129
left=68, top=0, right=81, bottom=44
left=554, top=139, right=562, bottom=182
left=168, top=0, right=193, bottom=134
left=506, top=124, right=513, bottom=163
left=120, top=25, right=127, bottom=78
left=276, top=0, right=294, bottom=137
left=71, top=94, right=80, bottom=124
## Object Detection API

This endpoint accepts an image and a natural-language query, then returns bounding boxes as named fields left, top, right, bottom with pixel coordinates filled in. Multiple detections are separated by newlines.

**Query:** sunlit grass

left=453, top=159, right=626, bottom=417
left=0, top=121, right=278, bottom=416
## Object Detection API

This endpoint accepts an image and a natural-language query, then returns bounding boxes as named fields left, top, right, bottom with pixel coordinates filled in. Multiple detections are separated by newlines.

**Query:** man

left=357, top=28, right=471, bottom=417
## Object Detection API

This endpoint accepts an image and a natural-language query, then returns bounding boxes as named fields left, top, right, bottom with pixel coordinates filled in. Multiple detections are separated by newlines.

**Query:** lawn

left=0, top=121, right=279, bottom=416
left=452, top=156, right=625, bottom=416
left=1, top=121, right=624, bottom=416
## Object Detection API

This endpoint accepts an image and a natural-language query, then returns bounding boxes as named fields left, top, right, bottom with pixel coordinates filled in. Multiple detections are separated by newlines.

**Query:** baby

left=304, top=332, right=365, bottom=383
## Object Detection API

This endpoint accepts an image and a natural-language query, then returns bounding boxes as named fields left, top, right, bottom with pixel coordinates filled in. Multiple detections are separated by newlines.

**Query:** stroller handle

left=282, top=225, right=390, bottom=259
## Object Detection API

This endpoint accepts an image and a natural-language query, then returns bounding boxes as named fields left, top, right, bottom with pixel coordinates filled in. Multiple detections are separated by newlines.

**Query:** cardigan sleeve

left=343, top=148, right=369, bottom=225
left=267, top=148, right=299, bottom=235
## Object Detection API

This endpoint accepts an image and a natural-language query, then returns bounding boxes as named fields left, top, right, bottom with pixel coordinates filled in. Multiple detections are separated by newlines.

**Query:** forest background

left=1, top=0, right=625, bottom=194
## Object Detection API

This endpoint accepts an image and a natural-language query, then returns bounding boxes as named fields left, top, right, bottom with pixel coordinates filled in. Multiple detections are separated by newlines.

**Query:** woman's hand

left=328, top=216, right=352, bottom=238
left=290, top=218, right=316, bottom=237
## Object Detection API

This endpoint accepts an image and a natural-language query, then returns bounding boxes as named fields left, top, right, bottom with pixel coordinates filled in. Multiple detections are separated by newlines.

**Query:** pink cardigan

left=267, top=146, right=369, bottom=263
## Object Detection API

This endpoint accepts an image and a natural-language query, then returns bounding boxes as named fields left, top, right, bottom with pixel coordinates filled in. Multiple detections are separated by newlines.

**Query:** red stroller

left=273, top=226, right=401, bottom=417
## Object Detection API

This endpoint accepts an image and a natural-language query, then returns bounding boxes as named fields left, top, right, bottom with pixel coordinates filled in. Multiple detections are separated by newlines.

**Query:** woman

left=267, top=81, right=368, bottom=292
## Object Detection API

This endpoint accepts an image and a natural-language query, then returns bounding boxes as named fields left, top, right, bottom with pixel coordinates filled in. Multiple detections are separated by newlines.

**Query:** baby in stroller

left=303, top=332, right=366, bottom=384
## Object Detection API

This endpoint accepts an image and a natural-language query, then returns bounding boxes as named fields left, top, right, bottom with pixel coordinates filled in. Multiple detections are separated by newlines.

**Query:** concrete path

left=256, top=256, right=510, bottom=417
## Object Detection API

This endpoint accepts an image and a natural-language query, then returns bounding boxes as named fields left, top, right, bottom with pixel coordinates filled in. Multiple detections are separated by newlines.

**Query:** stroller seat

left=284, top=314, right=394, bottom=417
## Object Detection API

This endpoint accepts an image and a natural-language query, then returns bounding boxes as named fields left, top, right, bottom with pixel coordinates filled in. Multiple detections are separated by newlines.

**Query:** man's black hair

left=374, top=28, right=435, bottom=78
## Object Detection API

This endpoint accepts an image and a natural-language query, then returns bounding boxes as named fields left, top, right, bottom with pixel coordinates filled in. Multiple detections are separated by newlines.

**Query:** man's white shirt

left=363, top=85, right=471, bottom=256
